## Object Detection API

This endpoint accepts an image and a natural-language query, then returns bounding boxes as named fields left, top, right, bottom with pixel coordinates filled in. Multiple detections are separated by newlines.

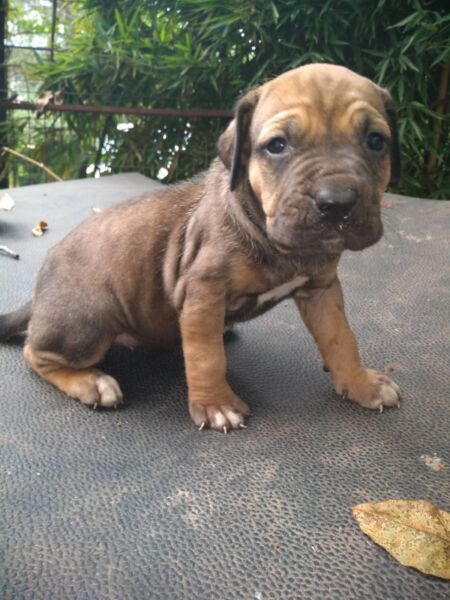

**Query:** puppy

left=0, top=64, right=401, bottom=432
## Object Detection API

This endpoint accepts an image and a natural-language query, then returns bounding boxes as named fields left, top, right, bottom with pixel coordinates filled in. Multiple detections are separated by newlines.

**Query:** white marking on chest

left=257, top=274, right=309, bottom=307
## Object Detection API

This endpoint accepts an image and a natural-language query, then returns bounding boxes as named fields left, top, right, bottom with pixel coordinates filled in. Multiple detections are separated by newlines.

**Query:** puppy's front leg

left=295, top=277, right=400, bottom=411
left=180, top=281, right=250, bottom=431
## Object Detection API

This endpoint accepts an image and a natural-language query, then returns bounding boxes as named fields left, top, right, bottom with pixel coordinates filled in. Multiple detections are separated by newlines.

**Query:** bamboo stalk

left=50, top=0, right=57, bottom=62
left=427, top=62, right=450, bottom=172
left=1, top=146, right=63, bottom=181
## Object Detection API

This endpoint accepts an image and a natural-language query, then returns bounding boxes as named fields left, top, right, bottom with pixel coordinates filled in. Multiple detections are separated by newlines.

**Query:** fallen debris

left=420, top=454, right=444, bottom=472
left=32, top=220, right=48, bottom=237
left=353, top=499, right=450, bottom=579
left=383, top=362, right=406, bottom=375
left=0, top=192, right=15, bottom=211
left=35, top=90, right=64, bottom=115
left=0, top=245, right=19, bottom=259
left=36, top=90, right=55, bottom=114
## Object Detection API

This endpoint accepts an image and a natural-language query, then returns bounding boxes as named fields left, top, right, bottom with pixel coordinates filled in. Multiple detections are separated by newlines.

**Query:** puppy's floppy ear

left=217, top=89, right=259, bottom=191
left=381, top=89, right=401, bottom=185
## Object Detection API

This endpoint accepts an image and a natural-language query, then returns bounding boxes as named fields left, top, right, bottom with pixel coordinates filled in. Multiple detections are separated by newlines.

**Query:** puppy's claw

left=92, top=402, right=98, bottom=410
left=239, top=423, right=247, bottom=429
left=198, top=421, right=206, bottom=431
left=379, top=405, right=384, bottom=413
left=223, top=426, right=228, bottom=435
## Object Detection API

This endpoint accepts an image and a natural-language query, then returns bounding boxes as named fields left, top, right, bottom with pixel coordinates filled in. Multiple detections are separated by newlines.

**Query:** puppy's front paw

left=189, top=391, right=250, bottom=432
left=337, top=368, right=401, bottom=411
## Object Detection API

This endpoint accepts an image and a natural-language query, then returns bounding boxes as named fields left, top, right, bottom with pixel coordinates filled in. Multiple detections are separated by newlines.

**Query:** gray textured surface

left=1, top=174, right=449, bottom=599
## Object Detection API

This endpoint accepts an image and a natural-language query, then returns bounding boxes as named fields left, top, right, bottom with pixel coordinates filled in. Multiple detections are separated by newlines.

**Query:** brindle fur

left=0, top=64, right=401, bottom=430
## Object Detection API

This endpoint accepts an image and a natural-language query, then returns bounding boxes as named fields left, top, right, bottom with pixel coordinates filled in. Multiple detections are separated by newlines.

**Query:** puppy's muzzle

left=314, top=182, right=358, bottom=222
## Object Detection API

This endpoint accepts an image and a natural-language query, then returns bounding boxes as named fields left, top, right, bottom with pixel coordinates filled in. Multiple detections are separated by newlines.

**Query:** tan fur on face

left=247, top=65, right=394, bottom=223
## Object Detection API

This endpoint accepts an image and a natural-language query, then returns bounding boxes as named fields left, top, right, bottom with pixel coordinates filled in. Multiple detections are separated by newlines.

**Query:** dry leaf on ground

left=352, top=499, right=450, bottom=579
left=32, top=220, right=48, bottom=237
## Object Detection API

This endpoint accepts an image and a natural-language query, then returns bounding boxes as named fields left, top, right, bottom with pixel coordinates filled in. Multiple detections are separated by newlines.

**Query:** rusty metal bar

left=0, top=100, right=234, bottom=119
left=5, top=45, right=53, bottom=51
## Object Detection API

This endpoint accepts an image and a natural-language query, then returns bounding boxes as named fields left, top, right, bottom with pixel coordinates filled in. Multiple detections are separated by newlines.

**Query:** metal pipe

left=0, top=100, right=233, bottom=119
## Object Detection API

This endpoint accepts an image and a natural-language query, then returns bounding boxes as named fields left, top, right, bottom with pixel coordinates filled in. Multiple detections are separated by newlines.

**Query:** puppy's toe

left=207, top=406, right=229, bottom=430
left=96, top=374, right=123, bottom=408
left=76, top=376, right=100, bottom=406
left=223, top=407, right=246, bottom=428
left=366, top=369, right=401, bottom=410
left=344, top=368, right=401, bottom=411
left=377, top=384, right=400, bottom=409
left=74, top=372, right=123, bottom=408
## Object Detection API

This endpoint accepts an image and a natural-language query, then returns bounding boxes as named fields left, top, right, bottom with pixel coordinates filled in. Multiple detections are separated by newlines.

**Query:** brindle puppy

left=0, top=64, right=401, bottom=432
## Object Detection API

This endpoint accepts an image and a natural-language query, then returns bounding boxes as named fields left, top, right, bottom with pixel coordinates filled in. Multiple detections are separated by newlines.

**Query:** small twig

left=0, top=245, right=20, bottom=259
left=1, top=146, right=62, bottom=182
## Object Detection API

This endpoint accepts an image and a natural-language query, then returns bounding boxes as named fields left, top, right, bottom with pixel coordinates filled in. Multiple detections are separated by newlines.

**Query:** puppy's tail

left=0, top=301, right=32, bottom=341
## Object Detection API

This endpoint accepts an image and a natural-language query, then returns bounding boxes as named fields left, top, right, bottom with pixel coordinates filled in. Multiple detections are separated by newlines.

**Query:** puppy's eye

left=265, top=137, right=287, bottom=155
left=366, top=132, right=386, bottom=152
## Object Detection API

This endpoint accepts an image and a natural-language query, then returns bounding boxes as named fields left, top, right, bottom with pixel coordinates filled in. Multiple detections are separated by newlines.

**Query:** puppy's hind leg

left=24, top=341, right=123, bottom=409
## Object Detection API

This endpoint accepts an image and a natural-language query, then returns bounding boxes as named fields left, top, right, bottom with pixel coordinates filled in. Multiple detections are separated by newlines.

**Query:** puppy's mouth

left=268, top=222, right=345, bottom=256
left=267, top=208, right=382, bottom=255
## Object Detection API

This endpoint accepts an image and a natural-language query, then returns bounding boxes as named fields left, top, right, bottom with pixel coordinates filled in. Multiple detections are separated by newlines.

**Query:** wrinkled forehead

left=251, top=66, right=389, bottom=141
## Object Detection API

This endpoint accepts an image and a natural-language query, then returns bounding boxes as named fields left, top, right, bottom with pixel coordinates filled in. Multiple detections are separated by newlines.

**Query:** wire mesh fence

left=1, top=0, right=231, bottom=188
left=2, top=104, right=229, bottom=187
left=2, top=1, right=450, bottom=196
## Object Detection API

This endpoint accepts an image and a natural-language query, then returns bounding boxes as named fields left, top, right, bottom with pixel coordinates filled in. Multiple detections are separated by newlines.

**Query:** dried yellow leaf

left=353, top=499, right=450, bottom=579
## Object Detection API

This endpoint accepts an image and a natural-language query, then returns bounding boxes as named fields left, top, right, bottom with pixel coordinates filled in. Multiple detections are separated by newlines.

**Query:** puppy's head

left=218, top=64, right=400, bottom=255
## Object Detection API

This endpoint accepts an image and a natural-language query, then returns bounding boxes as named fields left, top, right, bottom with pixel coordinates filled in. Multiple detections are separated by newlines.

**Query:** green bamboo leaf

left=410, top=101, right=441, bottom=119
left=401, top=55, right=419, bottom=72
left=400, top=31, right=420, bottom=54
left=377, top=58, right=390, bottom=85
left=431, top=46, right=450, bottom=67
left=408, top=116, right=424, bottom=141
left=388, top=11, right=422, bottom=30
left=114, top=9, right=126, bottom=37
left=270, top=2, right=279, bottom=23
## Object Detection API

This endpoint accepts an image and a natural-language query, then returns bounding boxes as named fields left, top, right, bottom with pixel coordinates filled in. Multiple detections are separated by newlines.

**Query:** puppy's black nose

left=315, top=184, right=358, bottom=220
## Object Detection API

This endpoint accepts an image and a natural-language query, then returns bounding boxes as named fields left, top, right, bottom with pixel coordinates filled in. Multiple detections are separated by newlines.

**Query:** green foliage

left=7, top=0, right=450, bottom=198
